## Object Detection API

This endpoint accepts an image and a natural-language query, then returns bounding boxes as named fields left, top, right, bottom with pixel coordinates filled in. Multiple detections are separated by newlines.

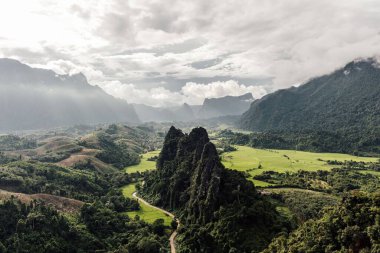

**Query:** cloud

left=1, top=0, right=380, bottom=105
left=98, top=81, right=184, bottom=107
left=98, top=80, right=267, bottom=107
left=30, top=59, right=105, bottom=83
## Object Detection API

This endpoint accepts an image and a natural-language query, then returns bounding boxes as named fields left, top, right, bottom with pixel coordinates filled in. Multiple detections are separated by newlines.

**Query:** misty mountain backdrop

left=0, top=58, right=139, bottom=131
left=133, top=93, right=253, bottom=122
left=198, top=93, right=254, bottom=119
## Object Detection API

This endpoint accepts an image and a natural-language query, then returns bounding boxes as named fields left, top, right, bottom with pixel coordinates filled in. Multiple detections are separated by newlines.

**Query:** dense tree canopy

left=263, top=192, right=380, bottom=253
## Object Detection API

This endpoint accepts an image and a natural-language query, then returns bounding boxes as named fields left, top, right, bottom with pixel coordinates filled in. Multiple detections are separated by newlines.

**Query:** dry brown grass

left=0, top=189, right=83, bottom=213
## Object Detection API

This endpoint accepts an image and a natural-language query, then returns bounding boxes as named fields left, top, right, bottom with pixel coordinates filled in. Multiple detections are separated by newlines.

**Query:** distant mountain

left=0, top=58, right=139, bottom=131
left=132, top=104, right=176, bottom=122
left=171, top=103, right=196, bottom=121
left=198, top=93, right=254, bottom=118
left=134, top=93, right=254, bottom=122
left=240, top=59, right=380, bottom=133
left=133, top=103, right=195, bottom=122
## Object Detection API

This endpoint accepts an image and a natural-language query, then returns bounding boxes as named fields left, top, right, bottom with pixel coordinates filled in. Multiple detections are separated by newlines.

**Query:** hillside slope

left=0, top=58, right=139, bottom=131
left=240, top=59, right=380, bottom=132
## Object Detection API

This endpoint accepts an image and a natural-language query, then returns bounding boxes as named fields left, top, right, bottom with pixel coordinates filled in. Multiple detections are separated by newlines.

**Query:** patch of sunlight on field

left=121, top=183, right=172, bottom=226
left=124, top=150, right=160, bottom=174
left=222, top=145, right=379, bottom=187
left=251, top=179, right=274, bottom=187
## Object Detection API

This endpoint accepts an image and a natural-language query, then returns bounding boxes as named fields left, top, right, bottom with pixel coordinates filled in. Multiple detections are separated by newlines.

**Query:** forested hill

left=264, top=192, right=380, bottom=252
left=140, top=126, right=285, bottom=252
left=240, top=58, right=380, bottom=133
left=0, top=58, right=139, bottom=131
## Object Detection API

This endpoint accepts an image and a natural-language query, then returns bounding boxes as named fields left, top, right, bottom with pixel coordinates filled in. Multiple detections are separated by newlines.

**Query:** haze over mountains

left=0, top=58, right=139, bottom=131
left=0, top=58, right=259, bottom=131
left=133, top=93, right=253, bottom=122
left=2, top=57, right=380, bottom=135
left=198, top=93, right=253, bottom=119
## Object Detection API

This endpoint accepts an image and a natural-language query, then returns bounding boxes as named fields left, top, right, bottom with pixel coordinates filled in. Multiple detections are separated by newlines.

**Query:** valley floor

left=221, top=145, right=379, bottom=186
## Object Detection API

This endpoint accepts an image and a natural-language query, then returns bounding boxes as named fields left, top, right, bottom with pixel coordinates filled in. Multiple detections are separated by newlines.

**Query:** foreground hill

left=140, top=126, right=285, bottom=252
left=264, top=192, right=380, bottom=253
left=0, top=58, right=139, bottom=131
left=0, top=189, right=83, bottom=213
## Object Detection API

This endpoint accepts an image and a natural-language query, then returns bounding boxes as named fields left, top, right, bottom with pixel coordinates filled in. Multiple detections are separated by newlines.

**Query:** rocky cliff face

left=140, top=126, right=283, bottom=252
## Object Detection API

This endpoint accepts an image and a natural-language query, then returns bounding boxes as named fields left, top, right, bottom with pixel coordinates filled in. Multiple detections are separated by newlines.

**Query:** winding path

left=132, top=192, right=180, bottom=253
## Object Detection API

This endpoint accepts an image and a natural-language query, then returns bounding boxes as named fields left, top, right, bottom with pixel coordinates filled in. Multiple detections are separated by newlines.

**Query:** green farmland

left=122, top=183, right=172, bottom=226
left=221, top=145, right=379, bottom=186
left=123, top=149, right=172, bottom=226
left=124, top=150, right=160, bottom=174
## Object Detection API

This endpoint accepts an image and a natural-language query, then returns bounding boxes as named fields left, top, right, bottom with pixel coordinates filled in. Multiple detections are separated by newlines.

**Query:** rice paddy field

left=121, top=183, right=172, bottom=226
left=221, top=145, right=379, bottom=187
left=124, top=150, right=160, bottom=174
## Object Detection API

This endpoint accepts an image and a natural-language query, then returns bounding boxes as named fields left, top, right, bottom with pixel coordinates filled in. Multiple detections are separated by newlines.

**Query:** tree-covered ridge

left=255, top=168, right=380, bottom=194
left=263, top=192, right=380, bottom=253
left=0, top=199, right=169, bottom=253
left=0, top=160, right=132, bottom=202
left=0, top=124, right=174, bottom=252
left=78, top=124, right=161, bottom=169
left=140, top=126, right=286, bottom=252
left=218, top=129, right=380, bottom=156
left=0, top=135, right=36, bottom=151
left=239, top=59, right=380, bottom=155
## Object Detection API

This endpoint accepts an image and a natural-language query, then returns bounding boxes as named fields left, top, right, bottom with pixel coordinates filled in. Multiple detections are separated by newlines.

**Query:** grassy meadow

left=123, top=150, right=172, bottom=226
left=124, top=150, right=160, bottom=174
left=122, top=183, right=172, bottom=226
left=221, top=145, right=379, bottom=186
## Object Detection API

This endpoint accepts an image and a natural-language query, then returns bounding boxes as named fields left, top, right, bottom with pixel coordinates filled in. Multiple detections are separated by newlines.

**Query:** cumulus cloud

left=30, top=59, right=105, bottom=83
left=99, top=80, right=267, bottom=107
left=1, top=0, right=380, bottom=105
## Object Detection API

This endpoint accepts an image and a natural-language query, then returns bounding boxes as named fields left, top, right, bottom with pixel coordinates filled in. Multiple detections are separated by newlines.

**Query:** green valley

left=122, top=183, right=172, bottom=226
left=125, top=150, right=160, bottom=174
left=221, top=145, right=379, bottom=186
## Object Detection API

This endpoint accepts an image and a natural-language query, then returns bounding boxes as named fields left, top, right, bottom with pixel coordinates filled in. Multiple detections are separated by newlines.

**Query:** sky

left=0, top=0, right=380, bottom=107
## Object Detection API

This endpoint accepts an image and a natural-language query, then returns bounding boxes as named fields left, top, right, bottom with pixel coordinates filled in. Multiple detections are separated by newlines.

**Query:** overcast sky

left=1, top=0, right=380, bottom=106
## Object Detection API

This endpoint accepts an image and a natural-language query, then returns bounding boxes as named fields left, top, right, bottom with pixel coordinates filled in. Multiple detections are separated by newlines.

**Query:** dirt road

left=132, top=192, right=180, bottom=253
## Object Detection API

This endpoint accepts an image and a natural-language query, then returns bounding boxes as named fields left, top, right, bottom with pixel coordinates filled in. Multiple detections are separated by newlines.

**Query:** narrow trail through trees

left=132, top=192, right=180, bottom=253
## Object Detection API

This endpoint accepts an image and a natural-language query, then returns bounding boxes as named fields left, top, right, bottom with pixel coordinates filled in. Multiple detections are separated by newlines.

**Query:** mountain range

left=132, top=103, right=196, bottom=122
left=198, top=92, right=254, bottom=119
left=133, top=93, right=254, bottom=122
left=0, top=58, right=139, bottom=131
left=0, top=58, right=257, bottom=131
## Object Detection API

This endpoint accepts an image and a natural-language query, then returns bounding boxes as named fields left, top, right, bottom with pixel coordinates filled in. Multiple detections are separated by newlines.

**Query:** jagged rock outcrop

left=141, top=126, right=283, bottom=252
